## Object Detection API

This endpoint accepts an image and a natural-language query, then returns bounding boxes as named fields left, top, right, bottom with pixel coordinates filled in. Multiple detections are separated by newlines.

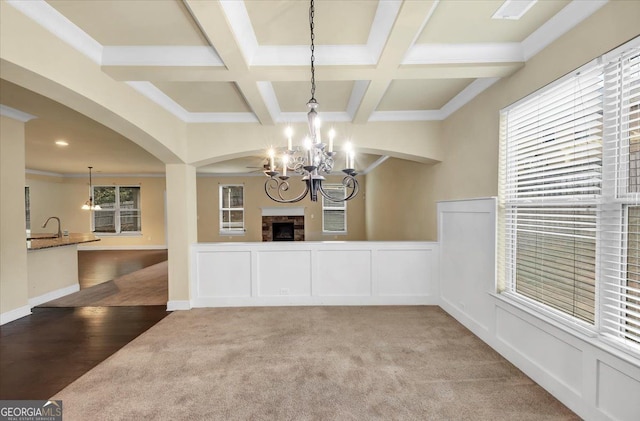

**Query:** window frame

left=322, top=184, right=347, bottom=234
left=219, top=184, right=245, bottom=235
left=499, top=38, right=640, bottom=357
left=91, top=185, right=142, bottom=236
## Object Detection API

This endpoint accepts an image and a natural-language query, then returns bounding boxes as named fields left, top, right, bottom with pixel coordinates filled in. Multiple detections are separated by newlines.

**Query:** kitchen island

left=27, top=233, right=99, bottom=306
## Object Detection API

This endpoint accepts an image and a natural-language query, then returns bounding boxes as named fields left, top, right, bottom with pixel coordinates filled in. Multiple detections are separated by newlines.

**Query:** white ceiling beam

left=352, top=0, right=440, bottom=124
left=184, top=0, right=273, bottom=125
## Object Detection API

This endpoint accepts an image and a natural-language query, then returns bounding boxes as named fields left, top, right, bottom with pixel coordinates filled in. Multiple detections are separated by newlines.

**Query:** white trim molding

left=261, top=207, right=305, bottom=217
left=0, top=104, right=37, bottom=122
left=0, top=305, right=31, bottom=326
left=167, top=300, right=191, bottom=311
left=28, top=284, right=79, bottom=308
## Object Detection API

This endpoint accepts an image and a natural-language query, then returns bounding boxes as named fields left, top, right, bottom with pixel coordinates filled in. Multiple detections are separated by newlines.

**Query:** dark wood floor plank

left=0, top=306, right=169, bottom=400
left=1, top=250, right=171, bottom=399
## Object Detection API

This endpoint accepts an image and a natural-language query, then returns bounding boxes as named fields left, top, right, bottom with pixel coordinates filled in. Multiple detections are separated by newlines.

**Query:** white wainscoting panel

left=496, top=305, right=583, bottom=395
left=438, top=198, right=640, bottom=421
left=195, top=250, right=252, bottom=298
left=191, top=242, right=438, bottom=307
left=378, top=249, right=433, bottom=296
left=257, top=250, right=311, bottom=296
left=438, top=198, right=495, bottom=333
left=315, top=250, right=372, bottom=296
left=597, top=361, right=640, bottom=421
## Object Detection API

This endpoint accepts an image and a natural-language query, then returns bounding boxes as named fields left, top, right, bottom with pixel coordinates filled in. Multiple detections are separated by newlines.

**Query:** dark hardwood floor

left=0, top=250, right=170, bottom=400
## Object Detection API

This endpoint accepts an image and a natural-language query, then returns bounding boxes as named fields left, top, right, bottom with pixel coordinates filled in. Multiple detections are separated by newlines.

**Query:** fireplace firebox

left=272, top=222, right=295, bottom=241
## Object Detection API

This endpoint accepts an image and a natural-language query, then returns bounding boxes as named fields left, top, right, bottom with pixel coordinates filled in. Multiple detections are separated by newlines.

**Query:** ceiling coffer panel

left=245, top=0, right=378, bottom=46
left=377, top=79, right=474, bottom=111
left=153, top=82, right=252, bottom=113
left=45, top=0, right=208, bottom=46
left=273, top=81, right=354, bottom=113
left=416, top=0, right=570, bottom=44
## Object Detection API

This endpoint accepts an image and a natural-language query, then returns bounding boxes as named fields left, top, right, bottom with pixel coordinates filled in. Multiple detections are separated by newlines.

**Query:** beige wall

left=1, top=116, right=29, bottom=316
left=425, top=1, right=640, bottom=239
left=27, top=246, right=78, bottom=299
left=26, top=174, right=167, bottom=248
left=197, top=175, right=367, bottom=242
left=365, top=158, right=435, bottom=241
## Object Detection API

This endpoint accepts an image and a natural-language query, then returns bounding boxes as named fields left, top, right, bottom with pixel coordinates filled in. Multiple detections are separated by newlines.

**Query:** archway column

left=165, top=164, right=198, bottom=310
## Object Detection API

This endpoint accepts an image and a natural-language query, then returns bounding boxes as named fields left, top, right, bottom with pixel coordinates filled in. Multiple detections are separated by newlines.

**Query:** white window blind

left=501, top=38, right=640, bottom=355
left=322, top=185, right=347, bottom=233
left=502, top=63, right=603, bottom=324
left=600, top=47, right=640, bottom=351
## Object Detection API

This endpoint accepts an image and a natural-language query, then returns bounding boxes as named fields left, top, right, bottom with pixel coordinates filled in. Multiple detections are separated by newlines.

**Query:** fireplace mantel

left=261, top=207, right=305, bottom=217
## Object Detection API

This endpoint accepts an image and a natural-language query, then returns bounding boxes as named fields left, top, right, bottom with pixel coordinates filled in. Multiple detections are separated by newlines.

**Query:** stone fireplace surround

left=261, top=207, right=305, bottom=242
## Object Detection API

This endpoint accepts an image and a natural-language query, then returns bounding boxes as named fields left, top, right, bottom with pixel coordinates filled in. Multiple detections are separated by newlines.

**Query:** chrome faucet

left=42, top=216, right=62, bottom=238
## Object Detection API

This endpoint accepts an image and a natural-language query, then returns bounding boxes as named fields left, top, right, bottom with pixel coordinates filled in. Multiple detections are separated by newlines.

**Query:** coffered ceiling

left=0, top=0, right=606, bottom=175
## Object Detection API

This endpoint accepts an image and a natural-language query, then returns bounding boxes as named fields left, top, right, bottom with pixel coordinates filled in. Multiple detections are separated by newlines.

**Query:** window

left=500, top=39, right=640, bottom=355
left=322, top=184, right=347, bottom=233
left=220, top=185, right=244, bottom=234
left=93, top=186, right=141, bottom=234
left=25, top=186, right=30, bottom=232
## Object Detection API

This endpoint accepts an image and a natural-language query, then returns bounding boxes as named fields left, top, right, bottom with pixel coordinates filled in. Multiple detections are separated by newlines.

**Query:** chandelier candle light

left=264, top=0, right=359, bottom=203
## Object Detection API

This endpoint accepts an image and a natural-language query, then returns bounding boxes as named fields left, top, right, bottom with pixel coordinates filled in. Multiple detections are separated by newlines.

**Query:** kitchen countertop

left=27, top=233, right=100, bottom=250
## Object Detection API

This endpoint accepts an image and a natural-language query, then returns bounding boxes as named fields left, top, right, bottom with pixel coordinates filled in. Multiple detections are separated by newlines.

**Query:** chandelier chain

left=309, top=0, right=316, bottom=103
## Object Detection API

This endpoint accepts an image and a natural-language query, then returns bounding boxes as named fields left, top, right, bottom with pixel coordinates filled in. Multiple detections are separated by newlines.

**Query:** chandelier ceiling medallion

left=264, top=0, right=359, bottom=203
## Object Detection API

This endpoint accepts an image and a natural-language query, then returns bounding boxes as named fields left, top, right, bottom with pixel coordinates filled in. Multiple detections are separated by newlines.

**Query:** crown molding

left=26, top=169, right=167, bottom=178
left=440, top=77, right=501, bottom=119
left=521, top=0, right=608, bottom=61
left=361, top=155, right=390, bottom=175
left=0, top=104, right=37, bottom=122
left=369, top=110, right=444, bottom=122
left=25, top=168, right=64, bottom=177
left=126, top=81, right=190, bottom=120
left=6, top=0, right=103, bottom=64
left=102, top=46, right=223, bottom=67
left=404, top=43, right=524, bottom=65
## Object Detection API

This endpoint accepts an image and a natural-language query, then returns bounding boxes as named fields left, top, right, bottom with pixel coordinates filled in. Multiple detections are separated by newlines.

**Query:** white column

left=0, top=115, right=30, bottom=324
left=165, top=164, right=197, bottom=310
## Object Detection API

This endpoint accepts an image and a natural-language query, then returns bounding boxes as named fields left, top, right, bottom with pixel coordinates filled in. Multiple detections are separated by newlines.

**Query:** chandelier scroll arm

left=264, top=177, right=311, bottom=204
left=318, top=175, right=360, bottom=203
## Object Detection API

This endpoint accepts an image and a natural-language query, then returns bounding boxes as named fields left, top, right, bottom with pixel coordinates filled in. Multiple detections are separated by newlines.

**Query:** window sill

left=220, top=231, right=245, bottom=236
left=94, top=232, right=143, bottom=237
left=323, top=231, right=347, bottom=235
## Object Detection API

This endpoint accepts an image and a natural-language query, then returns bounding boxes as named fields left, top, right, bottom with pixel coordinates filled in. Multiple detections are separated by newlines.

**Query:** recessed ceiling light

left=492, top=0, right=537, bottom=20
left=55, top=140, right=69, bottom=146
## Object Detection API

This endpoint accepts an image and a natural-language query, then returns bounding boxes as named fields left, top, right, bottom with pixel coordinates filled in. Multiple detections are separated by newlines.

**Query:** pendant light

left=81, top=166, right=101, bottom=210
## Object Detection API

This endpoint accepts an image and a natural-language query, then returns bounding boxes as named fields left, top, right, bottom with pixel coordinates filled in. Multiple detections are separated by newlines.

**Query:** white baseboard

left=0, top=304, right=32, bottom=325
left=191, top=295, right=439, bottom=308
left=28, top=284, right=80, bottom=307
left=77, top=245, right=167, bottom=251
left=167, top=300, right=191, bottom=311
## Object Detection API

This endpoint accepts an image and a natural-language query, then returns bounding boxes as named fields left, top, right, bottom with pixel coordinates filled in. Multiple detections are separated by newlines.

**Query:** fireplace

left=272, top=222, right=294, bottom=241
left=262, top=214, right=304, bottom=241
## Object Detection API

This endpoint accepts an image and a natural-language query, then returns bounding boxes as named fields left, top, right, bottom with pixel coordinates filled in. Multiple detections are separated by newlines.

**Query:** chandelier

left=264, top=0, right=359, bottom=203
left=81, top=166, right=101, bottom=210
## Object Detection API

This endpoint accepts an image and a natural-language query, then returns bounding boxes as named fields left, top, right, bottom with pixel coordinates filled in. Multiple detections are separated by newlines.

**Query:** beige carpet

left=53, top=306, right=578, bottom=420
left=41, top=261, right=167, bottom=307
